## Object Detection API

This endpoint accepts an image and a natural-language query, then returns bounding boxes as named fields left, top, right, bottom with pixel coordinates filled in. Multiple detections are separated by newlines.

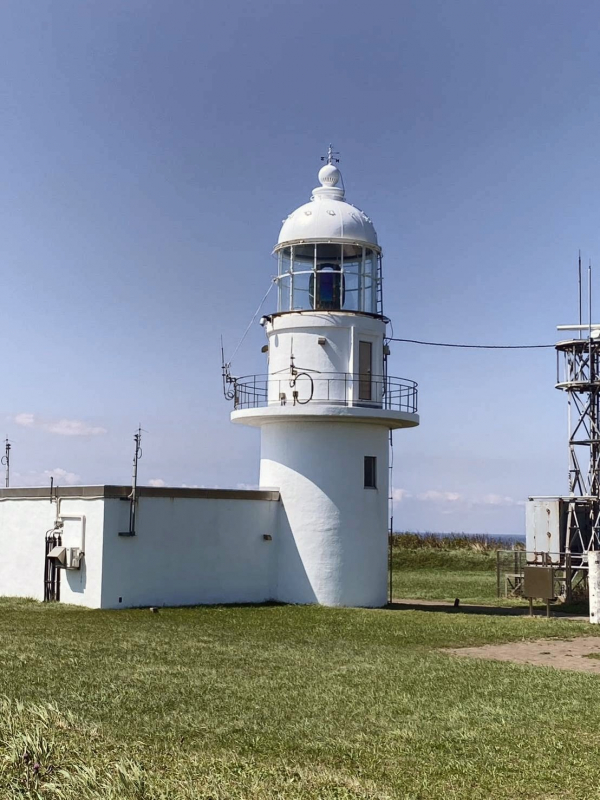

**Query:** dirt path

left=446, top=636, right=600, bottom=674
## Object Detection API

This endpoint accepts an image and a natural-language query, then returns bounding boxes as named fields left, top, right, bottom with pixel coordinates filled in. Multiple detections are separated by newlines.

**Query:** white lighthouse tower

left=231, top=148, right=419, bottom=607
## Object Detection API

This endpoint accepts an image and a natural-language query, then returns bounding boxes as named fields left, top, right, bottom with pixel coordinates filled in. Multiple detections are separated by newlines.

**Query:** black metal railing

left=233, top=372, right=418, bottom=414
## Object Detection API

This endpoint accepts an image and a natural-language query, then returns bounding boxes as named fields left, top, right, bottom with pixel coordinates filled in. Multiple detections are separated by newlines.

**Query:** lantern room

left=274, top=162, right=383, bottom=316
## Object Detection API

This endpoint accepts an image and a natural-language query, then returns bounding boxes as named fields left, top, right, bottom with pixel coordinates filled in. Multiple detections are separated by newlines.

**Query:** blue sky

left=2, top=0, right=599, bottom=533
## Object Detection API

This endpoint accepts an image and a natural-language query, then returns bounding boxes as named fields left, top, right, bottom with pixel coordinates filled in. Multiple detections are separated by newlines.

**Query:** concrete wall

left=100, top=493, right=279, bottom=609
left=260, top=420, right=389, bottom=607
left=0, top=498, right=54, bottom=602
left=0, top=495, right=105, bottom=607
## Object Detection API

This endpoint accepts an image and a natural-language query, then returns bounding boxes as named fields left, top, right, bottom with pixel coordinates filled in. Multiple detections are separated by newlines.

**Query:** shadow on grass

left=386, top=599, right=588, bottom=619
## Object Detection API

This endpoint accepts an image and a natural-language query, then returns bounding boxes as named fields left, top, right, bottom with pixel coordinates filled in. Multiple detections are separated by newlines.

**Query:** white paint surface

left=590, top=552, right=600, bottom=624
left=100, top=495, right=278, bottom=609
left=57, top=499, right=105, bottom=606
left=0, top=499, right=54, bottom=602
left=261, top=420, right=389, bottom=607
left=278, top=163, right=378, bottom=246
left=266, top=312, right=385, bottom=404
left=0, top=497, right=105, bottom=607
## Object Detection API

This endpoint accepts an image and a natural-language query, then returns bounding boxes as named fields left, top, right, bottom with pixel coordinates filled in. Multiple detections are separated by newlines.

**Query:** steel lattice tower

left=556, top=332, right=600, bottom=557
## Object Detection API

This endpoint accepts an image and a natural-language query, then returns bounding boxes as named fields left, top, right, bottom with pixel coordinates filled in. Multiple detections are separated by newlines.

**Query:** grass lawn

left=391, top=547, right=518, bottom=605
left=2, top=598, right=600, bottom=798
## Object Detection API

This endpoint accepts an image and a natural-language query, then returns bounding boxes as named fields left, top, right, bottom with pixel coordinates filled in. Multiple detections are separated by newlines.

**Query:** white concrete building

left=0, top=152, right=419, bottom=609
left=0, top=486, right=279, bottom=608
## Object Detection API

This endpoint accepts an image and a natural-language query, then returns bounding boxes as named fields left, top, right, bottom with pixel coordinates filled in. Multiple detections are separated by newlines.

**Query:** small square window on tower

left=364, top=456, right=377, bottom=489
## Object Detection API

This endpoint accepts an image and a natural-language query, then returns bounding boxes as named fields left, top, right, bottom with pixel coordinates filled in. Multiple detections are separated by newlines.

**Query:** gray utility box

left=526, top=498, right=567, bottom=564
left=523, top=566, right=555, bottom=600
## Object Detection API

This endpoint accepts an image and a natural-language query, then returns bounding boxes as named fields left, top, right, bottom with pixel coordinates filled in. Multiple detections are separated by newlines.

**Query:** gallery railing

left=232, top=372, right=418, bottom=413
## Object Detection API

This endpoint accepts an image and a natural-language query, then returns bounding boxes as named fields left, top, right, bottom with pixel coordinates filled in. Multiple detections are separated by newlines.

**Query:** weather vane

left=321, top=144, right=340, bottom=165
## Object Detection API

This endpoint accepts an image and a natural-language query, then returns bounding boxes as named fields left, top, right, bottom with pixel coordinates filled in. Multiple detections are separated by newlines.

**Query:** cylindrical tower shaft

left=260, top=420, right=389, bottom=607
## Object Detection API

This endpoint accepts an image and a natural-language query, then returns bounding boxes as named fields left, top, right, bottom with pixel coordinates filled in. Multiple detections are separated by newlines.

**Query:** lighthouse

left=231, top=149, right=419, bottom=607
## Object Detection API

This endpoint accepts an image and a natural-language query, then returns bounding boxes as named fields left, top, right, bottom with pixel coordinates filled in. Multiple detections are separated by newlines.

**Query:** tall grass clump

left=391, top=531, right=523, bottom=551
left=0, top=698, right=149, bottom=799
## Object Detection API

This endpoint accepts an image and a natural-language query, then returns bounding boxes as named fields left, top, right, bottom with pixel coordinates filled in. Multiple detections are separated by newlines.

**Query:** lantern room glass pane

left=291, top=244, right=314, bottom=311
left=363, top=251, right=376, bottom=314
left=277, top=248, right=292, bottom=312
left=342, top=258, right=360, bottom=311
left=278, top=274, right=290, bottom=311
left=310, top=264, right=344, bottom=310
left=276, top=243, right=381, bottom=314
left=292, top=269, right=312, bottom=310
left=279, top=248, right=292, bottom=277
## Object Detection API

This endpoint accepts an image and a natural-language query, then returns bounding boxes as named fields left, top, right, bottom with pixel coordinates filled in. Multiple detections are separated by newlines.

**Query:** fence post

left=496, top=550, right=501, bottom=598
left=589, top=552, right=600, bottom=624
left=388, top=532, right=393, bottom=604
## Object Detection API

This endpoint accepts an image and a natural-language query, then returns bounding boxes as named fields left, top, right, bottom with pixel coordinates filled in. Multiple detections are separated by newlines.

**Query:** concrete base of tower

left=259, top=419, right=390, bottom=608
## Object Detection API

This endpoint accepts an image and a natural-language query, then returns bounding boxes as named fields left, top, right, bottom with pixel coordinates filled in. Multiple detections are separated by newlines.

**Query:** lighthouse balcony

left=232, top=372, right=417, bottom=414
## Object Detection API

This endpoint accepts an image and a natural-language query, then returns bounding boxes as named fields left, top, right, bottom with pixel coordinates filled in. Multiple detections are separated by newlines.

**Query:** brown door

left=358, top=341, right=372, bottom=401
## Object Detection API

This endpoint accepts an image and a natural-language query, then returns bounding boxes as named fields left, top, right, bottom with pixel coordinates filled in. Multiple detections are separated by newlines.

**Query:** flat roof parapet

left=0, top=485, right=280, bottom=502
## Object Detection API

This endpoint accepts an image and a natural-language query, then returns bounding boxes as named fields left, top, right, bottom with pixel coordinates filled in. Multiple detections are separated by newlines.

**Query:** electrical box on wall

left=47, top=545, right=83, bottom=570
left=65, top=547, right=83, bottom=570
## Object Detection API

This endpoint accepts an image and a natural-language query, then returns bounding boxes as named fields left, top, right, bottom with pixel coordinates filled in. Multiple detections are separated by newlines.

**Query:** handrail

left=232, top=372, right=418, bottom=413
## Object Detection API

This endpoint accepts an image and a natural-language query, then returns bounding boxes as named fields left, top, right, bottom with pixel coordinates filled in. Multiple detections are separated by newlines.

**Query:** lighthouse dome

left=277, top=163, right=378, bottom=249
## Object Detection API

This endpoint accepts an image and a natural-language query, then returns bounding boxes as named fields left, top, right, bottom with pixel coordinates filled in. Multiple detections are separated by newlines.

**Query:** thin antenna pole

left=1, top=438, right=10, bottom=488
left=589, top=263, right=592, bottom=440
left=589, top=261, right=593, bottom=344
left=129, top=425, right=143, bottom=536
left=579, top=250, right=583, bottom=338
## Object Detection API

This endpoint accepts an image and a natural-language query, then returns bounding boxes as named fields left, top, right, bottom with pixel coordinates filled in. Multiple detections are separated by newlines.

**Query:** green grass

left=391, top=568, right=497, bottom=603
left=1, top=597, right=600, bottom=798
left=391, top=545, right=505, bottom=604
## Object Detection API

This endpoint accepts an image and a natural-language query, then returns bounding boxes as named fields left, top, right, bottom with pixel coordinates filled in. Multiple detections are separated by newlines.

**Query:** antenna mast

left=120, top=426, right=143, bottom=537
left=556, top=259, right=600, bottom=558
left=130, top=426, right=143, bottom=536
left=579, top=250, right=583, bottom=338
left=221, top=336, right=236, bottom=401
left=1, top=438, right=11, bottom=488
